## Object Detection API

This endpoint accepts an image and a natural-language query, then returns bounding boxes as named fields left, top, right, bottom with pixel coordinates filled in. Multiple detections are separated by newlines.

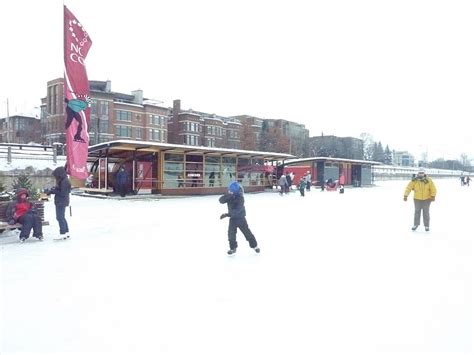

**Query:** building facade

left=392, top=151, right=415, bottom=167
left=167, top=99, right=242, bottom=149
left=41, top=78, right=170, bottom=146
left=0, top=115, right=42, bottom=144
left=38, top=78, right=373, bottom=162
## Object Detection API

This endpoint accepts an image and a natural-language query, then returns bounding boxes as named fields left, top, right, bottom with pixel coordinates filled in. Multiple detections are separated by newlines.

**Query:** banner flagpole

left=63, top=5, right=93, bottom=180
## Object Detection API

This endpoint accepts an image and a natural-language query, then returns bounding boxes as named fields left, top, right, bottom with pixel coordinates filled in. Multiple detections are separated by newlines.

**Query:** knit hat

left=228, top=182, right=241, bottom=194
left=16, top=188, right=29, bottom=198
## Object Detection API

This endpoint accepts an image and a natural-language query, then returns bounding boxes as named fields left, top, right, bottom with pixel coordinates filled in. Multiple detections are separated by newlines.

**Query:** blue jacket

left=116, top=169, right=129, bottom=186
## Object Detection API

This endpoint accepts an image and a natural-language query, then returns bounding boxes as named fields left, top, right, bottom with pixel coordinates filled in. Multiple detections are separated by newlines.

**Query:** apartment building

left=0, top=115, right=42, bottom=144
left=167, top=100, right=241, bottom=149
left=41, top=78, right=170, bottom=146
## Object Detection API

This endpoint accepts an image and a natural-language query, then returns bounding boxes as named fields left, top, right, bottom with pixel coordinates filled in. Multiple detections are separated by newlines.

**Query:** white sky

left=1, top=180, right=472, bottom=353
left=1, top=0, right=473, bottom=161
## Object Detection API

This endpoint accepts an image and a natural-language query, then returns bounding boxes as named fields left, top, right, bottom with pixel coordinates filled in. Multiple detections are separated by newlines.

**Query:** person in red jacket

left=6, top=188, right=43, bottom=242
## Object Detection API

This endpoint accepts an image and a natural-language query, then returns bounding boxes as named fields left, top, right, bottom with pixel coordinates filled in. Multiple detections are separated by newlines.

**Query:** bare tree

left=360, top=132, right=374, bottom=160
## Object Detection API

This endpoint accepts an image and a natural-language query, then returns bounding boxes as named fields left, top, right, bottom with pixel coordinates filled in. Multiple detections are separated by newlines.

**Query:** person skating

left=6, top=188, right=43, bottom=242
left=403, top=168, right=437, bottom=231
left=298, top=177, right=306, bottom=196
left=305, top=171, right=312, bottom=191
left=219, top=181, right=260, bottom=255
left=45, top=166, right=72, bottom=240
left=278, top=173, right=288, bottom=195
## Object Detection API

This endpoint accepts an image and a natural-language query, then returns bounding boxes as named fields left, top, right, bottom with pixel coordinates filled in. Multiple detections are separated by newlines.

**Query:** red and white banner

left=64, top=5, right=92, bottom=179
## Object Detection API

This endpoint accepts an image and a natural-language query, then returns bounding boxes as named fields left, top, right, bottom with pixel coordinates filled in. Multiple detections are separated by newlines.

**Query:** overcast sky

left=1, top=0, right=473, bottom=160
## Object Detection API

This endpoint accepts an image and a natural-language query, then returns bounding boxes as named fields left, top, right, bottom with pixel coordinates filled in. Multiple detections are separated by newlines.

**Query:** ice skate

left=54, top=232, right=70, bottom=241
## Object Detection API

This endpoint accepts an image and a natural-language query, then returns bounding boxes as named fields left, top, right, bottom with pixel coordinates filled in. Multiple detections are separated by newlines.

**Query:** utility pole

left=6, top=98, right=10, bottom=143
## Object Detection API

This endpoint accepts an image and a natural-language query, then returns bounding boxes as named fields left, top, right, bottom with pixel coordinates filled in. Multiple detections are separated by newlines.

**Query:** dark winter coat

left=116, top=169, right=129, bottom=186
left=49, top=167, right=71, bottom=207
left=219, top=193, right=246, bottom=219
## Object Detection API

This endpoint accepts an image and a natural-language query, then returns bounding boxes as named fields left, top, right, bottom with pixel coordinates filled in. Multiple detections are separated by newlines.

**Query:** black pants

left=18, top=211, right=42, bottom=239
left=228, top=217, right=257, bottom=250
left=118, top=184, right=127, bottom=197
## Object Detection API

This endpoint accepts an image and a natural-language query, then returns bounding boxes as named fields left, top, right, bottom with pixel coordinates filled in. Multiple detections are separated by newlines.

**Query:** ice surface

left=1, top=179, right=472, bottom=354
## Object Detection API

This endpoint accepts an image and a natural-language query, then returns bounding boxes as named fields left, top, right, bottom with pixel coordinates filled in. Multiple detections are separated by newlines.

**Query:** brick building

left=41, top=78, right=170, bottom=146
left=167, top=99, right=241, bottom=149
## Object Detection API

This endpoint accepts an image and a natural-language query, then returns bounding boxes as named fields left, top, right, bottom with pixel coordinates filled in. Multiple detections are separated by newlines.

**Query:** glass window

left=100, top=101, right=109, bottom=115
left=205, top=156, right=220, bottom=164
left=115, top=125, right=132, bottom=137
left=237, top=158, right=251, bottom=185
left=164, top=162, right=184, bottom=171
left=163, top=171, right=184, bottom=189
left=164, top=153, right=184, bottom=162
left=135, top=127, right=142, bottom=139
left=99, top=119, right=109, bottom=133
left=186, top=154, right=203, bottom=162
left=116, top=110, right=132, bottom=122
left=222, top=157, right=236, bottom=164
left=90, top=100, right=98, bottom=115
left=163, top=153, right=185, bottom=189
left=204, top=170, right=222, bottom=187
left=149, top=129, right=161, bottom=141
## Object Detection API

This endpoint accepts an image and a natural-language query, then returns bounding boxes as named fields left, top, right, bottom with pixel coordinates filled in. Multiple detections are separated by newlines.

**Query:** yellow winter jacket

left=404, top=177, right=437, bottom=200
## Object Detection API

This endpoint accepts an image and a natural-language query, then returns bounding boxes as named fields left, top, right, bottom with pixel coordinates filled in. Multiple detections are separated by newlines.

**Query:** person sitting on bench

left=6, top=188, right=43, bottom=242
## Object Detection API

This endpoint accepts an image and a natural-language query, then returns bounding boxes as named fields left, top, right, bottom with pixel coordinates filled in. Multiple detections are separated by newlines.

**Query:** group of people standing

left=278, top=171, right=312, bottom=196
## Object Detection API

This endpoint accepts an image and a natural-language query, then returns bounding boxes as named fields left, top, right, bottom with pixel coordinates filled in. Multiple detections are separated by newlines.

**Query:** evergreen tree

left=384, top=145, right=393, bottom=165
left=0, top=179, right=10, bottom=201
left=11, top=174, right=40, bottom=200
left=371, top=142, right=385, bottom=163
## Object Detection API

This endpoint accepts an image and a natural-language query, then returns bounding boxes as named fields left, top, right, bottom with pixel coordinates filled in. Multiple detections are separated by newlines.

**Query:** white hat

left=418, top=168, right=426, bottom=173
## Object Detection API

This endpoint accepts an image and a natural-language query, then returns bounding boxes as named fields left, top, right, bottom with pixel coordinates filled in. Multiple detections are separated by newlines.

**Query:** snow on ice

left=1, top=179, right=472, bottom=354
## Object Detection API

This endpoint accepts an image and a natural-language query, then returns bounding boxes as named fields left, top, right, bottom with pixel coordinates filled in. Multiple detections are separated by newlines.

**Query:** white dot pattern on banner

left=69, top=20, right=88, bottom=44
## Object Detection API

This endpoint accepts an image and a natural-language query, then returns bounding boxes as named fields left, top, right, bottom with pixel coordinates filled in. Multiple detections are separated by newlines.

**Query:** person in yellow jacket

left=403, top=168, right=437, bottom=231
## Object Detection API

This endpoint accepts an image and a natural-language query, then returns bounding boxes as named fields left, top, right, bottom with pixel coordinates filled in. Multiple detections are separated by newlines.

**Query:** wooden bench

left=0, top=201, right=49, bottom=234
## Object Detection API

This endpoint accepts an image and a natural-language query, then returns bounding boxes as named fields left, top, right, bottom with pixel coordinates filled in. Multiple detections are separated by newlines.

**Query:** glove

left=430, top=197, right=435, bottom=202
left=220, top=213, right=229, bottom=220
left=403, top=196, right=407, bottom=201
left=8, top=219, right=16, bottom=225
